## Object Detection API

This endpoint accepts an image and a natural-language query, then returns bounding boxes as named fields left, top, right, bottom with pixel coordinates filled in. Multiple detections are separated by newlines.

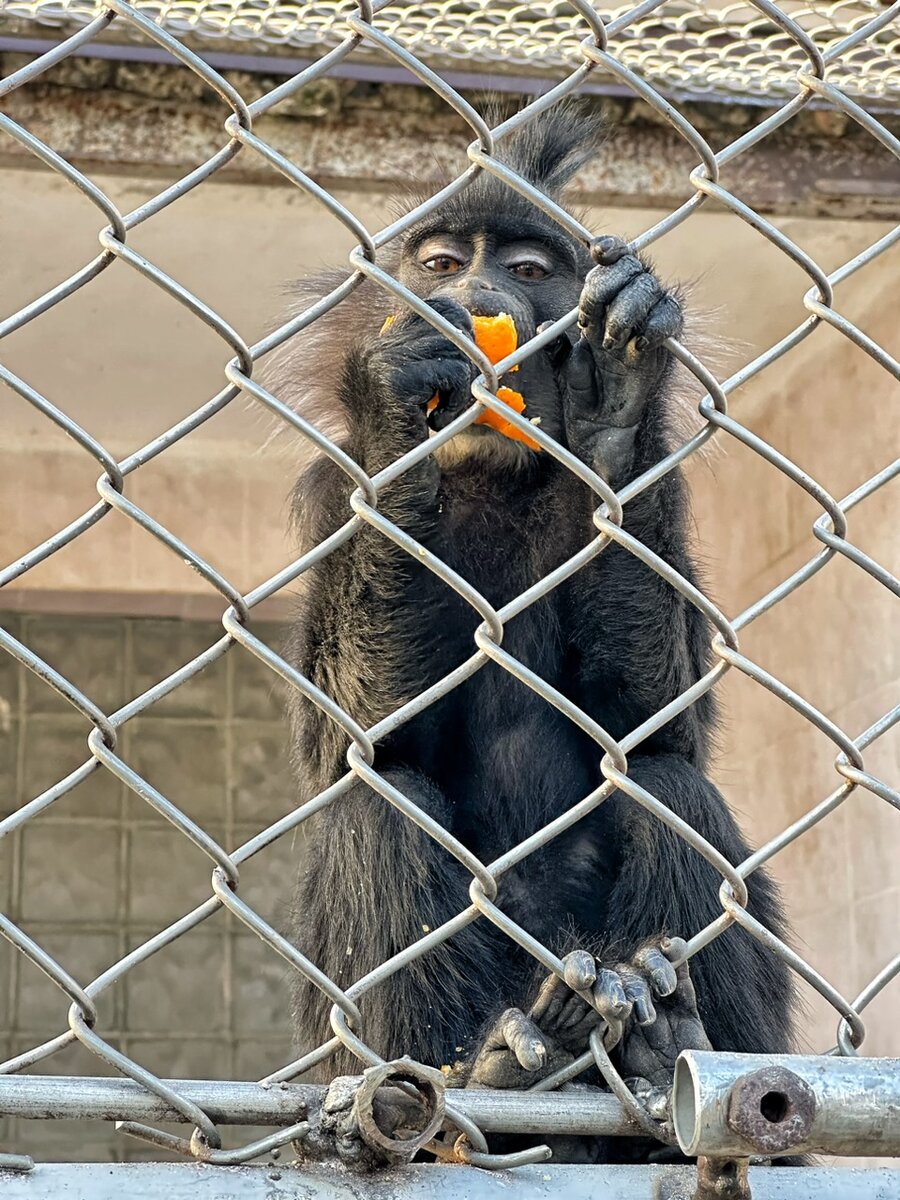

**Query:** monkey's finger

left=528, top=971, right=569, bottom=1025
left=558, top=992, right=593, bottom=1031
left=590, top=234, right=631, bottom=266
left=634, top=293, right=682, bottom=352
left=428, top=362, right=479, bottom=428
left=558, top=1006, right=602, bottom=1046
left=563, top=950, right=597, bottom=993
left=621, top=972, right=657, bottom=1026
left=562, top=339, right=597, bottom=411
left=592, top=968, right=632, bottom=1022
left=579, top=257, right=644, bottom=330
left=601, top=272, right=662, bottom=352
left=536, top=320, right=576, bottom=369
left=392, top=295, right=474, bottom=337
left=633, top=946, right=678, bottom=998
left=670, top=957, right=705, bottom=1017
left=661, top=936, right=689, bottom=964
left=495, top=1009, right=549, bottom=1072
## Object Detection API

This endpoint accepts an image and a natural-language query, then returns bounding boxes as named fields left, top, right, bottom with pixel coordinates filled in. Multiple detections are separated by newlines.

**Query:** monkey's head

left=267, top=106, right=603, bottom=475
left=395, top=106, right=598, bottom=466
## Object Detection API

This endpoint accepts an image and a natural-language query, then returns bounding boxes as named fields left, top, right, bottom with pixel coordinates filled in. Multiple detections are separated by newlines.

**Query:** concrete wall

left=1, top=151, right=897, bottom=1162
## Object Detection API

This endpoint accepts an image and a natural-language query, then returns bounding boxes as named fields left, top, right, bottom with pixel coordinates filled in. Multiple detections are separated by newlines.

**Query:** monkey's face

left=398, top=217, right=585, bottom=464
left=400, top=216, right=582, bottom=337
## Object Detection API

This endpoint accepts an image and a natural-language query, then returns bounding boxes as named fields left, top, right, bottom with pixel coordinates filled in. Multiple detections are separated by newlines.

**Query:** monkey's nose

left=455, top=278, right=498, bottom=291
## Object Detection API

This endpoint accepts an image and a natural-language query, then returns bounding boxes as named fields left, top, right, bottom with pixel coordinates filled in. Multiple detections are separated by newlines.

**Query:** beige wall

left=1, top=165, right=897, bottom=1074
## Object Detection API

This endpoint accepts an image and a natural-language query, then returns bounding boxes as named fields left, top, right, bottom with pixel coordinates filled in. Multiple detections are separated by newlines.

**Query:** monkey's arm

left=562, top=235, right=684, bottom=490
left=287, top=298, right=476, bottom=783
left=555, top=238, right=711, bottom=763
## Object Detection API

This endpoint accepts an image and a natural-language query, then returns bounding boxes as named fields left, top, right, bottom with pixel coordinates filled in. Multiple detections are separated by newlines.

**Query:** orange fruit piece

left=471, top=312, right=518, bottom=365
left=384, top=309, right=540, bottom=450
left=470, top=315, right=539, bottom=450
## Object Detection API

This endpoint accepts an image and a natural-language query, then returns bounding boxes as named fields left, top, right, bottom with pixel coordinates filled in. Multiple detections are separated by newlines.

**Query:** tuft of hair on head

left=485, top=98, right=604, bottom=198
left=395, top=97, right=604, bottom=226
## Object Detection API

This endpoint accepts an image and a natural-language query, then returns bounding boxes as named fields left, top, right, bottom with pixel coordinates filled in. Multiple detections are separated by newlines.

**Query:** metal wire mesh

left=3, top=0, right=900, bottom=107
left=0, top=0, right=898, bottom=1174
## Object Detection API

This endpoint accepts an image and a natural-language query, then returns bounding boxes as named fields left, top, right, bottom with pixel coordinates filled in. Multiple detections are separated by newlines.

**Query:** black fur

left=276, top=105, right=796, bottom=1158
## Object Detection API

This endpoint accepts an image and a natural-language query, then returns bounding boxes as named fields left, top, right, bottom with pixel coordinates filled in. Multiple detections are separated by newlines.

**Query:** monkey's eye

left=422, top=256, right=463, bottom=274
left=509, top=261, right=549, bottom=280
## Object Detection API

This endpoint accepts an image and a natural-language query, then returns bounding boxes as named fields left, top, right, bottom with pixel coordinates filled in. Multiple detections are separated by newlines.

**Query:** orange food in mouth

left=471, top=312, right=519, bottom=365
left=422, top=312, right=539, bottom=451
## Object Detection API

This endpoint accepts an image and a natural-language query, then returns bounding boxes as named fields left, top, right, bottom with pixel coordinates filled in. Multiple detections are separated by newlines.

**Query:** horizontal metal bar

left=0, top=34, right=639, bottom=99
left=3, top=1162, right=900, bottom=1198
left=0, top=1075, right=640, bottom=1137
left=5, top=81, right=897, bottom=222
left=674, top=1051, right=900, bottom=1158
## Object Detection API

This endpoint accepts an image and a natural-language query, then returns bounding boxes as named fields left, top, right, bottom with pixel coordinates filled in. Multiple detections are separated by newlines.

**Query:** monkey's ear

left=496, top=101, right=603, bottom=196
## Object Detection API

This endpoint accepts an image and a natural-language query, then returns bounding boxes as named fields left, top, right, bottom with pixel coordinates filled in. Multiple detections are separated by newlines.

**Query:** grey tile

left=232, top=721, right=294, bottom=823
left=233, top=1037, right=295, bottom=1082
left=22, top=715, right=120, bottom=818
left=125, top=934, right=227, bottom=1034
left=134, top=1036, right=230, bottom=1082
left=125, top=719, right=226, bottom=822
left=130, top=619, right=228, bottom=719
left=231, top=831, right=303, bottom=931
left=0, top=940, right=12, bottom=1031
left=19, top=824, right=119, bottom=922
left=232, top=936, right=293, bottom=1037
left=128, top=825, right=226, bottom=926
left=0, top=614, right=22, bottom=639
left=16, top=932, right=119, bottom=1033
left=8, top=1116, right=121, bottom=1163
left=215, top=1124, right=283, bottom=1159
left=21, top=615, right=126, bottom=717
left=230, top=632, right=289, bottom=722
left=11, top=1034, right=122, bottom=1077
left=0, top=716, right=18, bottom=817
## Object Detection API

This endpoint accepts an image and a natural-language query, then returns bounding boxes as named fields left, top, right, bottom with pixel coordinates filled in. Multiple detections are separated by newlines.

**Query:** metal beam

left=5, top=1161, right=900, bottom=1200
left=1, top=80, right=897, bottom=221
left=0, top=1074, right=640, bottom=1137
left=2, top=1162, right=900, bottom=1198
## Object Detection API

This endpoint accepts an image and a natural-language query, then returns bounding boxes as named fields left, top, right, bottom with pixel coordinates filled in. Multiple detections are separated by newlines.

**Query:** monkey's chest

left=445, top=654, right=598, bottom=854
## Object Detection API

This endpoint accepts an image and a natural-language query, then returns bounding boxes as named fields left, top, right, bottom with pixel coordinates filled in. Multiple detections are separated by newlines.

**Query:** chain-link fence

left=0, top=0, right=898, bottom=1193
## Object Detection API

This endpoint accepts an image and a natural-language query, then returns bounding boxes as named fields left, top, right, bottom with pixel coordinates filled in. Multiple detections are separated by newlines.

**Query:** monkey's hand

left=364, top=297, right=476, bottom=441
left=562, top=235, right=683, bottom=485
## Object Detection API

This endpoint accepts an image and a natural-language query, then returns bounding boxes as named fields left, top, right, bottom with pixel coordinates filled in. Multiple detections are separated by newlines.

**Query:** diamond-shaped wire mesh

left=0, top=0, right=898, bottom=1172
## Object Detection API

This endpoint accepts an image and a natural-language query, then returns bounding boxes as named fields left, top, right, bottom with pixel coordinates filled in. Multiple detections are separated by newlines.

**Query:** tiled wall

left=0, top=614, right=299, bottom=1161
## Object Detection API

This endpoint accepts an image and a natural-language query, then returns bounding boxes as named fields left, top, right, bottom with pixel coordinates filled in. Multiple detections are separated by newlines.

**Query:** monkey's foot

left=616, top=945, right=713, bottom=1089
left=466, top=939, right=709, bottom=1092
left=562, top=235, right=683, bottom=483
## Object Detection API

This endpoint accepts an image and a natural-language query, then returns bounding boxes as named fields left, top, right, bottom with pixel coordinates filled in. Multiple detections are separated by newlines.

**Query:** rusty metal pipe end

left=725, top=1066, right=816, bottom=1155
left=352, top=1058, right=446, bottom=1161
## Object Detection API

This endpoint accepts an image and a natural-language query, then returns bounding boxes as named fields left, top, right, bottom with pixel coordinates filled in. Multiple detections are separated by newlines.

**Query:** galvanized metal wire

left=0, top=0, right=898, bottom=1172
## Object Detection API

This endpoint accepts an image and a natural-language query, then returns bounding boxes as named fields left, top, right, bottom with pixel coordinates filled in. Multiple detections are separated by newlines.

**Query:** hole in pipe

left=760, top=1091, right=789, bottom=1124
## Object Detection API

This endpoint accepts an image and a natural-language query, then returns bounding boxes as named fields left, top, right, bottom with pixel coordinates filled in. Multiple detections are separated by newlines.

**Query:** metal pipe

left=0, top=1075, right=641, bottom=1137
left=674, top=1051, right=900, bottom=1158
left=5, top=1162, right=900, bottom=1198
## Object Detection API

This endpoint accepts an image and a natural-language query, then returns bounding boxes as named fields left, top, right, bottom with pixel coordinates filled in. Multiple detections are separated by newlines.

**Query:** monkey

left=271, top=104, right=796, bottom=1164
